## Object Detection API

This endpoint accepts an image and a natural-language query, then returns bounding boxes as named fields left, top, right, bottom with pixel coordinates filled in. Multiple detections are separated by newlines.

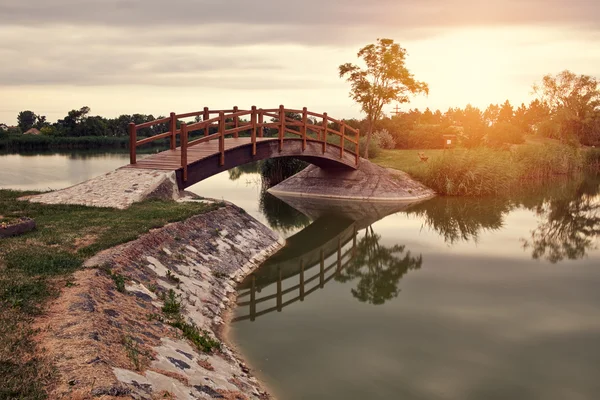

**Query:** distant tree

left=534, top=70, right=600, bottom=144
left=483, top=104, right=500, bottom=126
left=459, top=105, right=487, bottom=148
left=17, top=110, right=38, bottom=132
left=58, top=106, right=91, bottom=135
left=497, top=100, right=514, bottom=123
left=339, top=38, right=429, bottom=158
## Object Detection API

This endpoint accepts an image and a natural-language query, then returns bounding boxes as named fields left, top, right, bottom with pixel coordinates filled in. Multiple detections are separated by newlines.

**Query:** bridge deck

left=126, top=137, right=274, bottom=171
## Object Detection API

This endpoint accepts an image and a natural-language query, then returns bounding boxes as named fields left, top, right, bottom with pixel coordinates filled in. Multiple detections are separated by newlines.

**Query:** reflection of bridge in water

left=233, top=196, right=424, bottom=322
left=234, top=218, right=358, bottom=322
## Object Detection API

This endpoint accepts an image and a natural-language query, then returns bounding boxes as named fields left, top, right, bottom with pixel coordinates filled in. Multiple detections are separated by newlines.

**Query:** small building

left=443, top=134, right=457, bottom=149
left=24, top=128, right=41, bottom=135
left=0, top=123, right=8, bottom=131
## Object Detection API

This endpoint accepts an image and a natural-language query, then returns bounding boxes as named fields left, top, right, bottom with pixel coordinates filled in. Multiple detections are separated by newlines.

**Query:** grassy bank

left=372, top=143, right=598, bottom=196
left=0, top=135, right=131, bottom=152
left=0, top=191, right=218, bottom=398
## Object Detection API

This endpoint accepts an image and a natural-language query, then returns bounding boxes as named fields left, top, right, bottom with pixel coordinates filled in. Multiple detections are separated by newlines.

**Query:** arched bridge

left=125, top=106, right=360, bottom=188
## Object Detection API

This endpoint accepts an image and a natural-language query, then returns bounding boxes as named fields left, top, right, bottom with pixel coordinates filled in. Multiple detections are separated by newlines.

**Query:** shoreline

left=35, top=202, right=284, bottom=399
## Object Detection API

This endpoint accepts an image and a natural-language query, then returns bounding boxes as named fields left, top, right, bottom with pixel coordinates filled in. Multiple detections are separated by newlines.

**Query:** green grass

left=372, top=143, right=591, bottom=196
left=0, top=190, right=218, bottom=398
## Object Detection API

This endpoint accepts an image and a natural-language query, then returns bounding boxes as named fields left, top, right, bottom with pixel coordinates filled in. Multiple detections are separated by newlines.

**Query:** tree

left=534, top=70, right=600, bottom=144
left=17, top=110, right=38, bottom=132
left=335, top=226, right=422, bottom=305
left=339, top=38, right=429, bottom=158
left=497, top=100, right=514, bottom=123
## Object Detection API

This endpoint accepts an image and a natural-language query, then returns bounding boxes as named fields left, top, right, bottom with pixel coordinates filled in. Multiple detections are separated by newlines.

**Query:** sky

left=1, top=0, right=599, bottom=124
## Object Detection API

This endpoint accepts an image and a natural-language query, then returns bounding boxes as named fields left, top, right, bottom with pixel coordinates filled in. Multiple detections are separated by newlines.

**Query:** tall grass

left=415, top=143, right=585, bottom=196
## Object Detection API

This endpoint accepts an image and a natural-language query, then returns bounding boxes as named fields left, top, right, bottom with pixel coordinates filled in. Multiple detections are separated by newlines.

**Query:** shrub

left=359, top=135, right=381, bottom=158
left=373, top=129, right=396, bottom=149
left=486, top=122, right=525, bottom=148
left=395, top=125, right=459, bottom=149
left=584, top=147, right=600, bottom=172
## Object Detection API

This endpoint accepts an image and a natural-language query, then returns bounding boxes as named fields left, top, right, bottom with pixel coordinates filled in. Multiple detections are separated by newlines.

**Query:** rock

left=268, top=160, right=435, bottom=201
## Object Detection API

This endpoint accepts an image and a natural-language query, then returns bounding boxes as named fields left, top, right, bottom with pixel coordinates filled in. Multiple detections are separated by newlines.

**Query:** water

left=1, top=152, right=599, bottom=399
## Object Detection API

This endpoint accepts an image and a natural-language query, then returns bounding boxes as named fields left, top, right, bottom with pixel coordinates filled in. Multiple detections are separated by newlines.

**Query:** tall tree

left=534, top=70, right=600, bottom=144
left=497, top=100, right=514, bottom=123
left=17, top=110, right=38, bottom=132
left=339, top=38, right=429, bottom=158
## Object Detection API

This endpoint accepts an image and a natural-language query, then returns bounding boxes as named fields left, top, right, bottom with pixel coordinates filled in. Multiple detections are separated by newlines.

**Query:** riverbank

left=372, top=143, right=600, bottom=196
left=0, top=190, right=283, bottom=399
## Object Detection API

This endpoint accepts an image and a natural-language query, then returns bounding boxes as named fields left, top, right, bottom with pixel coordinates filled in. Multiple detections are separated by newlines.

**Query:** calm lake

left=2, top=152, right=600, bottom=400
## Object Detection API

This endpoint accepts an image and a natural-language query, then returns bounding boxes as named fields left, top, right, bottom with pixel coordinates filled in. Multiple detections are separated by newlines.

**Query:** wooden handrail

left=135, top=116, right=171, bottom=130
left=129, top=105, right=361, bottom=170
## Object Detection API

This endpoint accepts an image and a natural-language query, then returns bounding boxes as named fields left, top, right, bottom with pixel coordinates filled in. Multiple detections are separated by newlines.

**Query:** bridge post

left=203, top=107, right=209, bottom=121
left=299, top=259, right=305, bottom=301
left=251, top=106, right=257, bottom=156
left=355, top=129, right=360, bottom=166
left=250, top=275, right=256, bottom=322
left=340, top=122, right=345, bottom=159
left=278, top=105, right=285, bottom=152
left=169, top=112, right=176, bottom=150
left=258, top=110, right=264, bottom=137
left=337, top=238, right=342, bottom=273
left=128, top=123, right=136, bottom=164
left=302, top=107, right=307, bottom=151
left=277, top=267, right=282, bottom=312
left=219, top=112, right=225, bottom=166
left=319, top=249, right=325, bottom=288
left=233, top=106, right=239, bottom=138
left=322, top=113, right=328, bottom=154
left=180, top=123, right=188, bottom=182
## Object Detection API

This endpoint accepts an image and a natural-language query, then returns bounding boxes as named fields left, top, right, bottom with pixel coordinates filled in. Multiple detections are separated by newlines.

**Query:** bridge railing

left=233, top=225, right=358, bottom=322
left=129, top=106, right=360, bottom=181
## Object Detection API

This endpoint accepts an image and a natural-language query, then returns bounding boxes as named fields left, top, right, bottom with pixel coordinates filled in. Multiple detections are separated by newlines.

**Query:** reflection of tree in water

left=522, top=177, right=600, bottom=263
left=259, top=191, right=311, bottom=234
left=407, top=197, right=509, bottom=244
left=335, top=226, right=422, bottom=305
left=228, top=162, right=262, bottom=181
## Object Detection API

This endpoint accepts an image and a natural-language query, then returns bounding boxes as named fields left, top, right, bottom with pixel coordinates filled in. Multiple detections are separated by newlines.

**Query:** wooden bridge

left=126, top=106, right=360, bottom=188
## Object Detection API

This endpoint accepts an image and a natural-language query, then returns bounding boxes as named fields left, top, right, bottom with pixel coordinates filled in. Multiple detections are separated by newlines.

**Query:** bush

left=486, top=122, right=525, bottom=148
left=584, top=147, right=600, bottom=172
left=395, top=125, right=459, bottom=149
left=359, top=135, right=381, bottom=158
left=373, top=129, right=396, bottom=149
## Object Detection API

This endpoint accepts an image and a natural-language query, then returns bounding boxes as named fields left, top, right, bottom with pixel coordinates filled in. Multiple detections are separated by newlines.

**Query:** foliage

left=168, top=320, right=221, bottom=353
left=359, top=135, right=381, bottom=158
left=335, top=226, right=422, bottom=305
left=161, top=289, right=182, bottom=316
left=17, top=110, right=45, bottom=132
left=522, top=176, right=600, bottom=263
left=373, top=129, right=396, bottom=149
left=339, top=38, right=428, bottom=158
left=373, top=143, right=588, bottom=196
left=486, top=122, right=525, bottom=148
left=534, top=70, right=600, bottom=145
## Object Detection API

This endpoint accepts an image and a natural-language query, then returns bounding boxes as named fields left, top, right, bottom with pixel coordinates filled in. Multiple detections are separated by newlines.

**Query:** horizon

left=1, top=0, right=599, bottom=124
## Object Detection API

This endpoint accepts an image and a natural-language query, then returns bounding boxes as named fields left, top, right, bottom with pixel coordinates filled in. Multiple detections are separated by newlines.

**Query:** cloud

left=1, top=0, right=599, bottom=45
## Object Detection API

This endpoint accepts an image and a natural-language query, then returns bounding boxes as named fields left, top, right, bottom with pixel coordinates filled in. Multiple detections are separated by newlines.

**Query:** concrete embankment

left=35, top=203, right=283, bottom=399
left=268, top=159, right=435, bottom=201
